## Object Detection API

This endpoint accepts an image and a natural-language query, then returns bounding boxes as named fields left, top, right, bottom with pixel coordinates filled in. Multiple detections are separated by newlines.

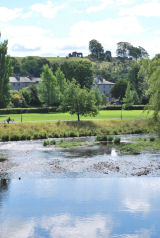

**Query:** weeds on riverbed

left=0, top=120, right=149, bottom=142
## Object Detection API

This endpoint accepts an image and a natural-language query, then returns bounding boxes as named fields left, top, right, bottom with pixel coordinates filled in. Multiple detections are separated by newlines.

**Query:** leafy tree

left=145, top=57, right=160, bottom=121
left=102, top=93, right=107, bottom=105
left=11, top=57, right=21, bottom=75
left=10, top=90, right=26, bottom=107
left=92, top=86, right=102, bottom=107
left=111, top=79, right=128, bottom=100
left=21, top=84, right=41, bottom=106
left=116, top=42, right=131, bottom=58
left=122, top=83, right=134, bottom=109
left=21, top=56, right=50, bottom=77
left=39, top=64, right=60, bottom=106
left=0, top=36, right=12, bottom=108
left=89, top=39, right=104, bottom=59
left=60, top=79, right=98, bottom=121
left=116, top=42, right=149, bottom=60
left=60, top=60, right=93, bottom=88
left=55, top=67, right=67, bottom=93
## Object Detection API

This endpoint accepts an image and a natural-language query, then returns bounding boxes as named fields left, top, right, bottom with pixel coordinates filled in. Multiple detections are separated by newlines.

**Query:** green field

left=0, top=110, right=152, bottom=123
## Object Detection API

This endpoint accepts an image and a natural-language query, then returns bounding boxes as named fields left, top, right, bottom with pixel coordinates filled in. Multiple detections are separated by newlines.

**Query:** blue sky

left=0, top=0, right=160, bottom=57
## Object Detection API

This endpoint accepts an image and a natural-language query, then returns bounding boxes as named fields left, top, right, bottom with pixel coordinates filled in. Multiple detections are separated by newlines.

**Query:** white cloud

left=119, top=0, right=160, bottom=17
left=0, top=7, right=22, bottom=22
left=2, top=16, right=146, bottom=57
left=30, top=0, right=65, bottom=19
left=0, top=214, right=113, bottom=238
left=86, top=0, right=113, bottom=13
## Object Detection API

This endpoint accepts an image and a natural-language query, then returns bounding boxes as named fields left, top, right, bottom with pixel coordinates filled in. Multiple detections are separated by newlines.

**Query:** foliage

left=111, top=79, right=128, bottom=100
left=0, top=36, right=12, bottom=108
left=123, top=83, right=134, bottom=109
left=39, top=64, right=60, bottom=106
left=21, top=84, right=41, bottom=106
left=20, top=56, right=50, bottom=77
left=89, top=39, right=104, bottom=59
left=60, top=60, right=93, bottom=88
left=10, top=90, right=25, bottom=107
left=145, top=56, right=160, bottom=121
left=60, top=79, right=98, bottom=121
left=92, top=86, right=102, bottom=107
left=116, top=42, right=149, bottom=60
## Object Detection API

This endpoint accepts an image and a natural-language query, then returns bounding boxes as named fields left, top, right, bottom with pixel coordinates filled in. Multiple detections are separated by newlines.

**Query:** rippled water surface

left=0, top=136, right=160, bottom=237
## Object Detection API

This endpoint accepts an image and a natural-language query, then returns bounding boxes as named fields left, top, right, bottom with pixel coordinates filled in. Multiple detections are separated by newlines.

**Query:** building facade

left=93, top=77, right=114, bottom=101
left=9, top=76, right=41, bottom=90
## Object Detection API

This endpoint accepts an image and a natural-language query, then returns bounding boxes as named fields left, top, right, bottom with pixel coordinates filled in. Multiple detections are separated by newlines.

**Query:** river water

left=0, top=136, right=160, bottom=237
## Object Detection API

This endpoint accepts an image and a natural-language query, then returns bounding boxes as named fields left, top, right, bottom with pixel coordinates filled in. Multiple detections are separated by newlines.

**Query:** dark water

left=0, top=136, right=160, bottom=237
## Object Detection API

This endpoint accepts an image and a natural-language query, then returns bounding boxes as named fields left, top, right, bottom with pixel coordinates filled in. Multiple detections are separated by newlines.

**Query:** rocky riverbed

left=0, top=135, right=160, bottom=178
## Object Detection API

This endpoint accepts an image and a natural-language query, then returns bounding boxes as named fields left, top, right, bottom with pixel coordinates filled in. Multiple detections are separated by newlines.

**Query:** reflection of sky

left=0, top=178, right=160, bottom=237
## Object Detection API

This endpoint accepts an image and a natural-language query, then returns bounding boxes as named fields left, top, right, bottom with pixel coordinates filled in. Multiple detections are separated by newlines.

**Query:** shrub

left=43, top=140, right=49, bottom=146
left=114, top=137, right=121, bottom=144
left=50, top=140, right=56, bottom=145
left=1, top=135, right=9, bottom=142
left=108, top=136, right=113, bottom=142
left=20, top=134, right=27, bottom=140
left=96, top=135, right=108, bottom=142
left=150, top=137, right=155, bottom=142
left=10, top=134, right=20, bottom=141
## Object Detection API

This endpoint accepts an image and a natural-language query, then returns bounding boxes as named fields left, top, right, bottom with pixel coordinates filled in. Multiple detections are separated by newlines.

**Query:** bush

left=0, top=106, right=57, bottom=114
left=114, top=137, right=121, bottom=144
left=96, top=135, right=108, bottom=142
left=43, top=140, right=56, bottom=146
left=150, top=137, right=155, bottom=142
left=1, top=135, right=9, bottom=142
left=43, top=140, right=49, bottom=146
left=10, top=134, right=20, bottom=141
left=108, top=136, right=113, bottom=142
left=50, top=140, right=56, bottom=145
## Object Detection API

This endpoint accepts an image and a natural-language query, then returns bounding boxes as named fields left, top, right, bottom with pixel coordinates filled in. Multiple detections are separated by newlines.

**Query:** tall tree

left=39, top=64, right=60, bottom=106
left=89, top=39, right=104, bottom=59
left=0, top=36, right=12, bottom=108
left=60, top=79, right=98, bottom=121
left=122, top=83, right=134, bottom=109
left=111, top=79, right=128, bottom=101
left=145, top=57, right=160, bottom=121
left=60, top=60, right=93, bottom=89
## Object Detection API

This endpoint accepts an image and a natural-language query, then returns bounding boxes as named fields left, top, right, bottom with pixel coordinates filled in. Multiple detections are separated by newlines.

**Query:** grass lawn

left=0, top=110, right=152, bottom=123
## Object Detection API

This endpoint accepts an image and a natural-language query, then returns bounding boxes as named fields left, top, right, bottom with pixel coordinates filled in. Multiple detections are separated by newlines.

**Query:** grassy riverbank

left=0, top=119, right=149, bottom=142
left=0, top=110, right=152, bottom=122
left=118, top=137, right=160, bottom=154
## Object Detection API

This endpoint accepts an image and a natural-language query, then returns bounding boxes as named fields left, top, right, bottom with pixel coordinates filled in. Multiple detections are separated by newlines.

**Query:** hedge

left=0, top=105, right=147, bottom=114
left=102, top=105, right=146, bottom=110
left=0, top=107, right=58, bottom=114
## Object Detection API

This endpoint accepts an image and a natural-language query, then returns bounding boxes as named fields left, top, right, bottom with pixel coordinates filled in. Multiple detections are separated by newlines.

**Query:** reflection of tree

left=0, top=179, right=10, bottom=208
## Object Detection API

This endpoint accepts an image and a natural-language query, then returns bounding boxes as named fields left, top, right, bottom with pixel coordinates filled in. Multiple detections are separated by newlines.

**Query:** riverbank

left=0, top=119, right=149, bottom=142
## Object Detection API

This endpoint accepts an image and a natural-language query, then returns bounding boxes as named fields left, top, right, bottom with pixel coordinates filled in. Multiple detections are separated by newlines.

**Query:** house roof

left=9, top=77, right=41, bottom=83
left=94, top=77, right=114, bottom=85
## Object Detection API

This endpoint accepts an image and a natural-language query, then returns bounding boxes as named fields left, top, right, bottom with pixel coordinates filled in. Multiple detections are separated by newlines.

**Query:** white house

left=9, top=76, right=41, bottom=90
left=93, top=77, right=114, bottom=101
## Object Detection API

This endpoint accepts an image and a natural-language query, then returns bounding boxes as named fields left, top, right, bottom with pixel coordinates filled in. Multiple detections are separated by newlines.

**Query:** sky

left=0, top=0, right=160, bottom=57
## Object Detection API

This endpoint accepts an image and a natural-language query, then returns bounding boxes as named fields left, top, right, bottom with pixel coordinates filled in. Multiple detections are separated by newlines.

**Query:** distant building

left=68, top=52, right=83, bottom=58
left=93, top=77, right=114, bottom=101
left=9, top=76, right=41, bottom=90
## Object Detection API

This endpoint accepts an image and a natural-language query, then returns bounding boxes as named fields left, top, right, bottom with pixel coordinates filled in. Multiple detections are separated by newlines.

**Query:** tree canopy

left=89, top=39, right=104, bottom=59
left=0, top=36, right=12, bottom=108
left=60, top=79, right=99, bottom=121
left=111, top=79, right=128, bottom=100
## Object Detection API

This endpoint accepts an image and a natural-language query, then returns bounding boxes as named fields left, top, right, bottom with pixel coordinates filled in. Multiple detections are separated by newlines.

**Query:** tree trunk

left=77, top=113, right=80, bottom=121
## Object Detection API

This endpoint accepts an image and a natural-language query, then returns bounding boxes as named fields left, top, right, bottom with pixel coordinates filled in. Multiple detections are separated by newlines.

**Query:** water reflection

left=0, top=179, right=10, bottom=208
left=0, top=178, right=160, bottom=237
